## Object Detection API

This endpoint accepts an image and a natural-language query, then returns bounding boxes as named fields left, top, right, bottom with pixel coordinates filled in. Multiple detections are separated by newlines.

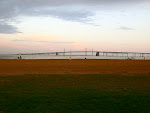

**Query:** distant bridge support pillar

left=56, top=52, right=59, bottom=56
left=96, top=52, right=99, bottom=56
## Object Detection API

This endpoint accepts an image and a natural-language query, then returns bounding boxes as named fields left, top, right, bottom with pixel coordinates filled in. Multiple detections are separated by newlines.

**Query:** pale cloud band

left=12, top=39, right=75, bottom=44
left=118, top=26, right=135, bottom=30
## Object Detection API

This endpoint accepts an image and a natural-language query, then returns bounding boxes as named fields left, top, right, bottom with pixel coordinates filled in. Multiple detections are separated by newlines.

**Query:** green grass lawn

left=0, top=74, right=150, bottom=113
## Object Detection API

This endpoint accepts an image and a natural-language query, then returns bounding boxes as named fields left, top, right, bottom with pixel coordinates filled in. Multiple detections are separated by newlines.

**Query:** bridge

left=16, top=50, right=150, bottom=59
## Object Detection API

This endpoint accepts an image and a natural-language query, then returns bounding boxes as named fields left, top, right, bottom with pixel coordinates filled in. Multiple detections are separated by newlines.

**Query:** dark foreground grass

left=0, top=74, right=150, bottom=113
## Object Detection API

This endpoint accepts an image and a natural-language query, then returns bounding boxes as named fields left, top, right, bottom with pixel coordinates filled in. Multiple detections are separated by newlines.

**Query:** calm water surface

left=0, top=54, right=149, bottom=60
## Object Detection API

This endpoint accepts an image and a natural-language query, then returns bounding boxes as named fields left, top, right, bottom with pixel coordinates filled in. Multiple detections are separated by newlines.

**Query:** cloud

left=24, top=7, right=94, bottom=23
left=50, top=41, right=75, bottom=44
left=0, top=0, right=149, bottom=34
left=0, top=0, right=149, bottom=19
left=12, top=39, right=75, bottom=44
left=117, top=26, right=135, bottom=30
left=0, top=23, right=20, bottom=34
left=0, top=1, right=95, bottom=33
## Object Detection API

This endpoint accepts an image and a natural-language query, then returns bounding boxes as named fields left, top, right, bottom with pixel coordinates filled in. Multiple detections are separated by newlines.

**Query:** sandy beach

left=0, top=59, right=150, bottom=75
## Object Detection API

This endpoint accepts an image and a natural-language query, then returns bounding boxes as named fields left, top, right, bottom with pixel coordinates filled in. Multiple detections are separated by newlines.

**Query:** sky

left=0, top=0, right=150, bottom=54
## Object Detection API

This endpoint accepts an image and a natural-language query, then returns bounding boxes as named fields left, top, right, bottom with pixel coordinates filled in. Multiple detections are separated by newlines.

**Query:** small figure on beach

left=127, top=57, right=131, bottom=60
left=69, top=56, right=71, bottom=61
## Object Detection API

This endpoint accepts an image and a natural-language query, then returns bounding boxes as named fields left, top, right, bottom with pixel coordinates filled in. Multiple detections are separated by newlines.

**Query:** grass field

left=0, top=74, right=150, bottom=113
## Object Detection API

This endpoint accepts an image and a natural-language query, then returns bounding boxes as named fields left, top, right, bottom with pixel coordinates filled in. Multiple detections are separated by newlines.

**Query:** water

left=0, top=54, right=149, bottom=60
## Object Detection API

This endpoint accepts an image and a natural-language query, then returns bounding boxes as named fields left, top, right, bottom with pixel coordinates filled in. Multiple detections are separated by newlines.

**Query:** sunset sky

left=0, top=0, right=150, bottom=54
